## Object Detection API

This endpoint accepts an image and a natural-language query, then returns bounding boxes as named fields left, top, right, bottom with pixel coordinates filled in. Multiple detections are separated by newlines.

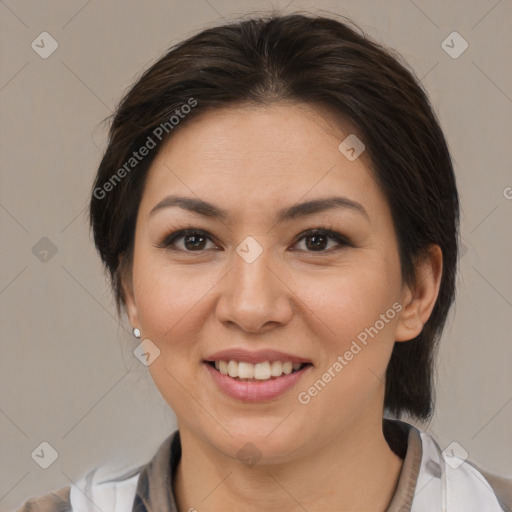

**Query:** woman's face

left=124, top=103, right=420, bottom=461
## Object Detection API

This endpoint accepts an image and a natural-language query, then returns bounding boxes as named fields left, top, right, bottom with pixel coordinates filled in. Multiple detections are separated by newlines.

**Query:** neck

left=173, top=413, right=404, bottom=512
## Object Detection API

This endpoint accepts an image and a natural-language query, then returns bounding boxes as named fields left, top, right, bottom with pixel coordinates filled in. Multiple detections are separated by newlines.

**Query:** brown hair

left=89, top=12, right=460, bottom=421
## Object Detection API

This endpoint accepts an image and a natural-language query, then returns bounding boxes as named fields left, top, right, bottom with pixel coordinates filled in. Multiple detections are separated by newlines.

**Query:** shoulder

left=417, top=428, right=512, bottom=512
left=13, top=486, right=71, bottom=512
left=13, top=465, right=142, bottom=512
left=12, top=431, right=179, bottom=512
left=468, top=462, right=512, bottom=512
left=68, top=464, right=142, bottom=512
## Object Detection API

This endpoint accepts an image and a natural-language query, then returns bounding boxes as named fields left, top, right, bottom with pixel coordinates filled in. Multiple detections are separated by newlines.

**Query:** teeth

left=254, top=361, right=271, bottom=380
left=219, top=360, right=228, bottom=375
left=271, top=360, right=283, bottom=377
left=238, top=362, right=254, bottom=379
left=227, top=360, right=238, bottom=378
left=212, top=360, right=306, bottom=380
left=282, top=362, right=293, bottom=375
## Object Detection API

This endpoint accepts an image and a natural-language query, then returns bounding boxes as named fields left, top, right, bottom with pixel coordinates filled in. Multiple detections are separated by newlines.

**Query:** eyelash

left=155, top=224, right=352, bottom=254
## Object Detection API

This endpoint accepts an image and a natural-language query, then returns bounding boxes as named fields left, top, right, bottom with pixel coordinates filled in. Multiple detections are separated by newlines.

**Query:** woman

left=16, top=12, right=511, bottom=512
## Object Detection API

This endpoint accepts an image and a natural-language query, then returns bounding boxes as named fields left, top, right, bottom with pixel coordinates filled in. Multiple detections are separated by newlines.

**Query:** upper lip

left=204, top=348, right=313, bottom=365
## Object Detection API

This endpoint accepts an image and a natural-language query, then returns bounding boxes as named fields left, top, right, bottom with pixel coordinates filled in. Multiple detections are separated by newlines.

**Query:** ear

left=118, top=255, right=139, bottom=330
left=395, top=244, right=443, bottom=342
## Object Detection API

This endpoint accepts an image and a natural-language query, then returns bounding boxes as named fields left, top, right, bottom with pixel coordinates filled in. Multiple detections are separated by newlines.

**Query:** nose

left=215, top=246, right=294, bottom=334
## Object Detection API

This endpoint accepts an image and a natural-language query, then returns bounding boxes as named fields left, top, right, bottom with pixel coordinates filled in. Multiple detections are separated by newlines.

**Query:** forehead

left=139, top=103, right=383, bottom=223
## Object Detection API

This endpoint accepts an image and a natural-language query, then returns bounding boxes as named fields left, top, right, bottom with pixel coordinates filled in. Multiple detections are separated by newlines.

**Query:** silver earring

left=133, top=327, right=141, bottom=339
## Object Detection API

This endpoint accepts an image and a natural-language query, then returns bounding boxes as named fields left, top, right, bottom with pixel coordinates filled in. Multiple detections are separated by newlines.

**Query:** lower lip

left=204, top=363, right=312, bottom=402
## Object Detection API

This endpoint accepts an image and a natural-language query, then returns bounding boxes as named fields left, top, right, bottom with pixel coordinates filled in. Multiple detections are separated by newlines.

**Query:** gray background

left=1, top=0, right=511, bottom=509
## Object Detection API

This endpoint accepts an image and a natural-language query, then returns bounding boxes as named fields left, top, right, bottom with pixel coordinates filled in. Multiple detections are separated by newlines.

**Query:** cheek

left=297, top=261, right=400, bottom=342
left=137, top=279, right=197, bottom=339
left=132, top=262, right=211, bottom=407
left=294, top=268, right=400, bottom=417
left=132, top=255, right=217, bottom=344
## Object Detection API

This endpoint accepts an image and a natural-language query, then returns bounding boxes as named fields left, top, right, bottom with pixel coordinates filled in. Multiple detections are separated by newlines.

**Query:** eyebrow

left=149, top=195, right=369, bottom=223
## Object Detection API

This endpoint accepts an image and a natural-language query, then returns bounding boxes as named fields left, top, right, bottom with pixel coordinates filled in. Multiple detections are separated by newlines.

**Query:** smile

left=203, top=360, right=313, bottom=402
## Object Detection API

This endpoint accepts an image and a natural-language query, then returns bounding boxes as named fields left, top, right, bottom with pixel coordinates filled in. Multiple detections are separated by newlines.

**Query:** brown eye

left=157, top=229, right=217, bottom=252
left=304, top=232, right=329, bottom=251
left=181, top=233, right=208, bottom=250
left=293, top=228, right=351, bottom=253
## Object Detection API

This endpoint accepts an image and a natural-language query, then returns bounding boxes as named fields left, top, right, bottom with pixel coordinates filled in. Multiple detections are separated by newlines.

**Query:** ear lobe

left=123, top=283, right=139, bottom=328
left=395, top=244, right=443, bottom=342
left=118, top=256, right=139, bottom=328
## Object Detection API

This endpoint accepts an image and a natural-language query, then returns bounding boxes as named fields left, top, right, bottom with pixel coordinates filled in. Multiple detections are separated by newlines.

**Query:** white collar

left=411, top=430, right=505, bottom=511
